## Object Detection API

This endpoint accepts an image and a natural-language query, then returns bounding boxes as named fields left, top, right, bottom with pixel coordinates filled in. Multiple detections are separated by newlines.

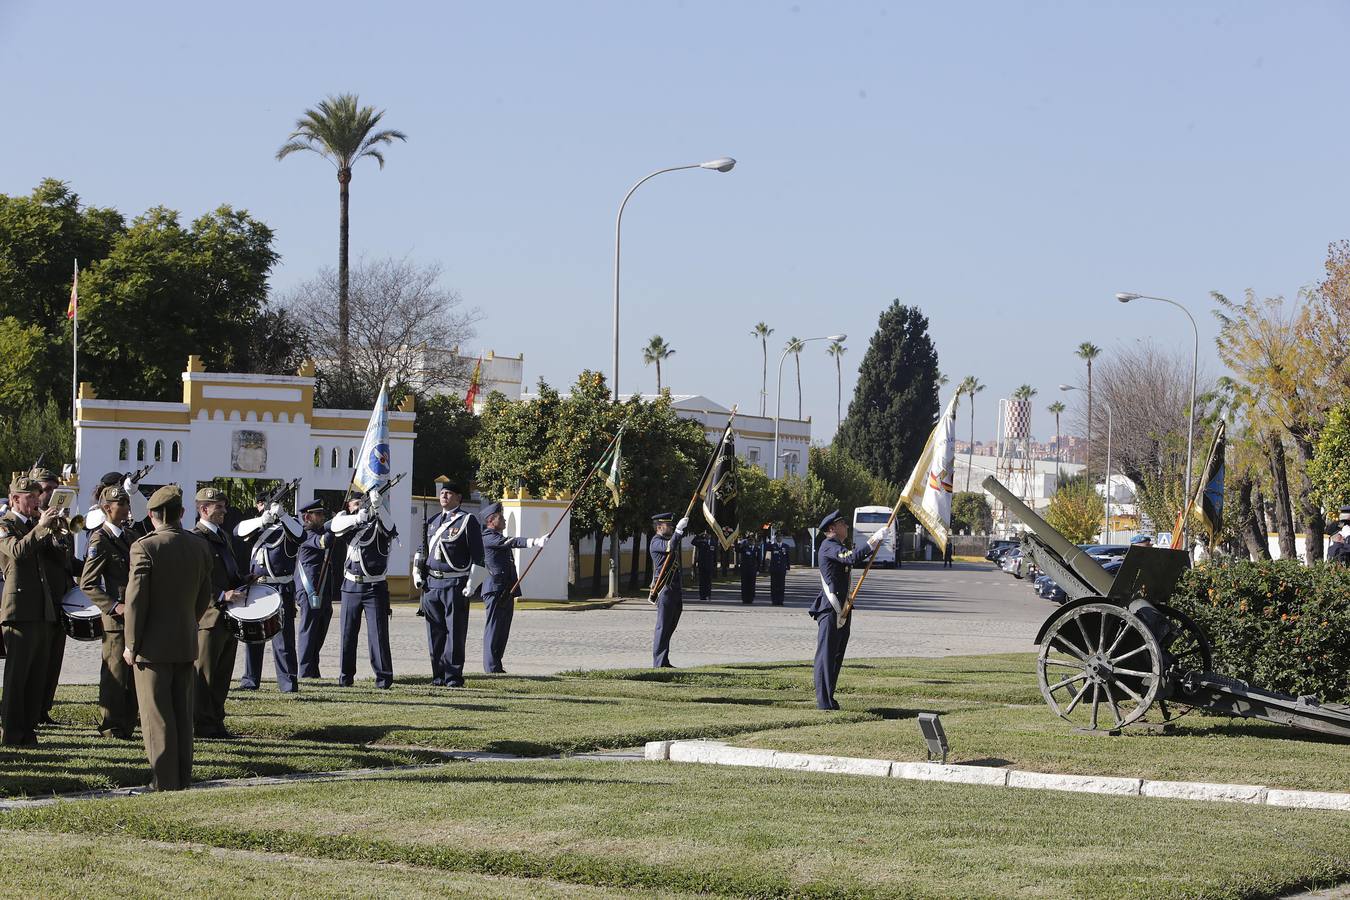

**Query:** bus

left=852, top=506, right=896, bottom=566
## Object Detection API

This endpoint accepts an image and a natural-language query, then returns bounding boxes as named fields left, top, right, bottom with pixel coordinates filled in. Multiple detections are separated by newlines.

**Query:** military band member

left=192, top=486, right=248, bottom=738
left=330, top=490, right=397, bottom=688
left=82, top=470, right=149, bottom=537
left=235, top=496, right=303, bottom=693
left=32, top=467, right=77, bottom=724
left=469, top=501, right=547, bottom=673
left=810, top=510, right=889, bottom=710
left=0, top=477, right=63, bottom=745
left=412, top=479, right=482, bottom=687
left=295, top=499, right=338, bottom=678
left=649, top=511, right=689, bottom=668
left=79, top=484, right=138, bottom=738
left=767, top=535, right=790, bottom=606
left=691, top=531, right=715, bottom=602
left=123, top=485, right=215, bottom=791
left=736, top=535, right=759, bottom=604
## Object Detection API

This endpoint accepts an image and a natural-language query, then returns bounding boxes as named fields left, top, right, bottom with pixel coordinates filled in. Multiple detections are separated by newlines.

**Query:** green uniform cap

left=195, top=486, right=227, bottom=504
left=148, top=484, right=184, bottom=511
left=8, top=476, right=41, bottom=495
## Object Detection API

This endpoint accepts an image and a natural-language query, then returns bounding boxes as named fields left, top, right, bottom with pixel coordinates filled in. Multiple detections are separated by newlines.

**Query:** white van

left=852, top=506, right=896, bottom=566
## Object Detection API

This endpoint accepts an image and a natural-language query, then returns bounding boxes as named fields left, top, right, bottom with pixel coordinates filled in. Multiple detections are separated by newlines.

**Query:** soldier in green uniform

left=0, top=476, right=64, bottom=745
left=31, top=466, right=77, bottom=725
left=191, top=486, right=248, bottom=738
left=79, top=484, right=138, bottom=738
left=123, top=485, right=215, bottom=791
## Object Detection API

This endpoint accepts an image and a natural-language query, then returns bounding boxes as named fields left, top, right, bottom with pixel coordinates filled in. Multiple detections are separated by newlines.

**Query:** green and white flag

left=597, top=427, right=624, bottom=507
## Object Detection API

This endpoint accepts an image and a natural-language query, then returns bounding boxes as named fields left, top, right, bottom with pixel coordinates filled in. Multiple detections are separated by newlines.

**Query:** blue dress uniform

left=810, top=510, right=882, bottom=710
left=417, top=487, right=484, bottom=686
left=474, top=501, right=546, bottom=674
left=649, top=512, right=687, bottom=668
left=691, top=533, right=715, bottom=601
left=235, top=506, right=303, bottom=692
left=767, top=539, right=790, bottom=605
left=295, top=501, right=340, bottom=678
left=328, top=496, right=398, bottom=688
left=737, top=537, right=759, bottom=604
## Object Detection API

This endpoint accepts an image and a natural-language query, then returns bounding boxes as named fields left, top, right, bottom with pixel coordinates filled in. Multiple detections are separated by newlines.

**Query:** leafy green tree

left=641, top=335, right=675, bottom=393
left=809, top=445, right=880, bottom=526
left=951, top=492, right=992, bottom=534
left=1310, top=401, right=1350, bottom=512
left=277, top=94, right=407, bottom=372
left=835, top=300, right=940, bottom=485
left=411, top=394, right=481, bottom=495
left=0, top=317, right=46, bottom=416
left=0, top=400, right=73, bottom=481
left=1045, top=478, right=1104, bottom=544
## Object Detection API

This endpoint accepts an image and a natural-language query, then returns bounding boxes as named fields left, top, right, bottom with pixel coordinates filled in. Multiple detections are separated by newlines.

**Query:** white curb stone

left=669, top=742, right=779, bottom=768
left=1005, top=770, right=1143, bottom=796
left=770, top=751, right=893, bottom=778
left=1141, top=780, right=1267, bottom=804
left=891, top=762, right=1009, bottom=786
left=1266, top=789, right=1350, bottom=812
left=643, top=741, right=673, bottom=761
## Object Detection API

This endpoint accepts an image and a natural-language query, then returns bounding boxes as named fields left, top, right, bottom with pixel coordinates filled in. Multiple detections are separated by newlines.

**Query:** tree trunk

left=1265, top=432, right=1297, bottom=559
left=966, top=402, right=975, bottom=493
left=1085, top=360, right=1094, bottom=482
left=337, top=168, right=352, bottom=373
left=760, top=339, right=767, bottom=416
left=656, top=361, right=662, bottom=393
left=590, top=528, right=604, bottom=597
left=835, top=356, right=841, bottom=431
left=1288, top=432, right=1324, bottom=563
left=1253, top=488, right=1270, bottom=542
left=795, top=355, right=802, bottom=419
left=570, top=537, right=580, bottom=592
left=628, top=531, right=641, bottom=591
left=1234, top=475, right=1271, bottom=561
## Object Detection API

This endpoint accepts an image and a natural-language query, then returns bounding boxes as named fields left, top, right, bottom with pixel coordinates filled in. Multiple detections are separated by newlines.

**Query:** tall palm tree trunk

left=1054, top=413, right=1062, bottom=485
left=1265, top=432, right=1297, bottom=559
left=656, top=360, right=662, bottom=393
left=1085, top=360, right=1094, bottom=481
left=338, top=167, right=352, bottom=372
left=794, top=355, right=802, bottom=419
left=966, top=402, right=976, bottom=492
left=760, top=339, right=767, bottom=415
left=835, top=356, right=841, bottom=430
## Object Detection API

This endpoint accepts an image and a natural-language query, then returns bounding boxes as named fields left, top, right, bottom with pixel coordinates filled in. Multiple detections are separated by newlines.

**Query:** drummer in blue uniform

left=328, top=489, right=397, bottom=688
left=810, top=509, right=890, bottom=710
left=691, top=531, right=716, bottom=601
left=466, top=501, right=548, bottom=673
left=412, top=477, right=483, bottom=687
left=295, top=499, right=339, bottom=679
left=736, top=535, right=759, bottom=604
left=766, top=534, right=790, bottom=606
left=649, top=511, right=689, bottom=667
left=235, top=495, right=303, bottom=693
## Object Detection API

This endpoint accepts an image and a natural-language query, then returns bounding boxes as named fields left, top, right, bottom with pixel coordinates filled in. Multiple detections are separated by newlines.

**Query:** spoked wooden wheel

left=1037, top=603, right=1164, bottom=733
left=1146, top=603, right=1213, bottom=725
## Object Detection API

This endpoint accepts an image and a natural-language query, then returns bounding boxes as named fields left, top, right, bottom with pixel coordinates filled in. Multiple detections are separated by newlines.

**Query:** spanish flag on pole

left=464, top=355, right=483, bottom=412
left=66, top=261, right=78, bottom=320
left=899, top=392, right=959, bottom=554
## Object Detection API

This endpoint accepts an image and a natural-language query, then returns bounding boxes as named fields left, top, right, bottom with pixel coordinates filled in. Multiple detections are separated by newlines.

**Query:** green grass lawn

left=5, top=760, right=1348, bottom=899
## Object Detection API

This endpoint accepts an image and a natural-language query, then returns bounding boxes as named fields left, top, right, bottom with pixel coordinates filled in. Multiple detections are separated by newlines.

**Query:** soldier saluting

left=649, top=511, right=689, bottom=668
left=766, top=534, right=790, bottom=606
left=79, top=484, right=138, bottom=738
left=412, top=478, right=482, bottom=687
left=235, top=493, right=303, bottom=693
left=810, top=510, right=890, bottom=710
left=329, top=489, right=397, bottom=688
left=470, top=501, right=548, bottom=674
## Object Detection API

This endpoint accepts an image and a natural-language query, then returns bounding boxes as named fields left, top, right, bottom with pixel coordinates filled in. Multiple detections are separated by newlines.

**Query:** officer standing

left=471, top=501, right=548, bottom=673
left=329, top=490, right=397, bottom=688
left=122, top=485, right=215, bottom=791
left=79, top=484, right=138, bottom=738
left=0, top=476, right=63, bottom=745
left=767, top=535, right=790, bottom=606
left=412, top=479, right=483, bottom=687
left=810, top=510, right=889, bottom=710
left=691, top=531, right=715, bottom=602
left=736, top=535, right=759, bottom=604
left=295, top=500, right=338, bottom=678
left=649, top=511, right=689, bottom=668
left=192, top=486, right=248, bottom=738
left=32, top=466, right=76, bottom=725
left=235, top=496, right=303, bottom=693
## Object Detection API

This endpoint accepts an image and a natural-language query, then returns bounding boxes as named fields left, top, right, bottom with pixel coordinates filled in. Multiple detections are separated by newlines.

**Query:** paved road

left=43, top=561, right=1050, bottom=685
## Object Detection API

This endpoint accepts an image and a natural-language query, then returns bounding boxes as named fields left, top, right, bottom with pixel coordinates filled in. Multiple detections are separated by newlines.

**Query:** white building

left=952, top=453, right=1085, bottom=512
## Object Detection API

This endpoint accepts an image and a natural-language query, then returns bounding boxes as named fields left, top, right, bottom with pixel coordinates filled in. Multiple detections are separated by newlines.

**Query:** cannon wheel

left=1146, top=603, right=1213, bottom=725
left=1037, top=602, right=1164, bottom=733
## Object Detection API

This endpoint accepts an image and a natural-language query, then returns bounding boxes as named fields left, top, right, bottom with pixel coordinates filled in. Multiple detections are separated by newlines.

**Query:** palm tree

left=277, top=94, right=408, bottom=372
left=642, top=335, right=675, bottom=392
left=750, top=322, right=774, bottom=415
left=1047, top=400, right=1066, bottom=485
left=958, top=376, right=985, bottom=491
left=1076, top=342, right=1102, bottom=477
left=1012, top=383, right=1037, bottom=401
left=785, top=337, right=805, bottom=418
left=826, top=341, right=847, bottom=430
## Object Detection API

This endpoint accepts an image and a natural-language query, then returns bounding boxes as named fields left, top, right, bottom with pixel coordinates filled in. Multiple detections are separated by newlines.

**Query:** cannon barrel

left=981, top=475, right=1114, bottom=597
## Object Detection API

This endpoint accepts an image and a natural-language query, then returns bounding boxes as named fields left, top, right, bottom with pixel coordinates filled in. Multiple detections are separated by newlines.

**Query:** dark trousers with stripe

left=422, top=580, right=469, bottom=683
left=482, top=592, right=515, bottom=673
left=296, top=590, right=333, bottom=678
left=240, top=585, right=299, bottom=692
left=339, top=582, right=394, bottom=688
left=813, top=609, right=851, bottom=709
left=770, top=570, right=786, bottom=605
left=652, top=594, right=682, bottom=667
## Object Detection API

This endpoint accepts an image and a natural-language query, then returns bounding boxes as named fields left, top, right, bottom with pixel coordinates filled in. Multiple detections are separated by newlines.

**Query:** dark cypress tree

left=834, top=300, right=940, bottom=485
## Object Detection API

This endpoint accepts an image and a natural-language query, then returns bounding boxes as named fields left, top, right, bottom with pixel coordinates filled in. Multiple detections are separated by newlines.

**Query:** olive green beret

left=100, top=485, right=130, bottom=504
left=28, top=467, right=58, bottom=483
left=195, top=486, right=227, bottom=504
left=8, top=476, right=40, bottom=494
left=148, top=484, right=184, bottom=511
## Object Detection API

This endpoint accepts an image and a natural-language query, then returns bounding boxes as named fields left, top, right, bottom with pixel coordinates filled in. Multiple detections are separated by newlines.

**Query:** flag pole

left=71, top=259, right=78, bottom=435
left=648, top=406, right=737, bottom=603
left=838, top=494, right=903, bottom=625
left=507, top=426, right=624, bottom=597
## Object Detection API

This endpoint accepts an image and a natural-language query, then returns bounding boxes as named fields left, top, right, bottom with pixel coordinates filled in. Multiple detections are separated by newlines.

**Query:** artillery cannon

left=983, top=475, right=1350, bottom=738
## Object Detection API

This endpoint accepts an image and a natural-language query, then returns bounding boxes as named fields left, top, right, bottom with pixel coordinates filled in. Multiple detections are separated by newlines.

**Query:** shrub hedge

left=1169, top=559, right=1350, bottom=703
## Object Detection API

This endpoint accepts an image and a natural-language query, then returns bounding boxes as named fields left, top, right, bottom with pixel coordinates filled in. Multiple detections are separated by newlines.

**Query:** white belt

left=426, top=570, right=465, bottom=581
left=344, top=572, right=387, bottom=584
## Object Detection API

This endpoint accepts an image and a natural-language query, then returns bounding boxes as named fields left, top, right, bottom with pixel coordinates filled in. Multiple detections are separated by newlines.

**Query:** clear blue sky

left=4, top=1, right=1347, bottom=442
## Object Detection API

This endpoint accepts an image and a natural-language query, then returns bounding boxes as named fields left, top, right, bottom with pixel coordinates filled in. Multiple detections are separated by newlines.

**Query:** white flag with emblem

left=899, top=392, right=958, bottom=553
left=353, top=380, right=392, bottom=506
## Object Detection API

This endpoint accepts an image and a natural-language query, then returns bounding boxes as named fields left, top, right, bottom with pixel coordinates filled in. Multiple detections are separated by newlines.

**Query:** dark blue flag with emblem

left=700, top=422, right=739, bottom=551
left=1195, top=420, right=1225, bottom=540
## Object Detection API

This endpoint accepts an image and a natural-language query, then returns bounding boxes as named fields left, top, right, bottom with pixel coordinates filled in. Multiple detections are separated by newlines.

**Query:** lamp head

left=1058, top=384, right=1076, bottom=392
left=700, top=157, right=736, bottom=173
left=1116, top=292, right=1140, bottom=303
left=826, top=333, right=847, bottom=342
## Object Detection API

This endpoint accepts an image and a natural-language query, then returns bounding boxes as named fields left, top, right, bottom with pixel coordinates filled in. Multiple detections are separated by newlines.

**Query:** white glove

left=262, top=508, right=279, bottom=526
left=676, top=516, right=689, bottom=535
left=357, top=506, right=372, bottom=524
left=867, top=527, right=889, bottom=548
left=369, top=488, right=382, bottom=508
left=527, top=534, right=550, bottom=549
left=412, top=561, right=424, bottom=591
left=462, top=564, right=486, bottom=597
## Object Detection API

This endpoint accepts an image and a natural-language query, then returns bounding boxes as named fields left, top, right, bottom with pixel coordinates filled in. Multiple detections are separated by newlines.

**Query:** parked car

left=1000, top=547, right=1024, bottom=577
left=986, top=539, right=1018, bottom=563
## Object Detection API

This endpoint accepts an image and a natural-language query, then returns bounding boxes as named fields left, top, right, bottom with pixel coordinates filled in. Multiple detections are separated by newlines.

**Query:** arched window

left=330, top=448, right=339, bottom=469
left=136, top=439, right=146, bottom=461
left=153, top=440, right=163, bottom=462
left=118, top=439, right=129, bottom=461
left=347, top=448, right=356, bottom=468
left=171, top=441, right=181, bottom=463
left=313, top=446, right=323, bottom=468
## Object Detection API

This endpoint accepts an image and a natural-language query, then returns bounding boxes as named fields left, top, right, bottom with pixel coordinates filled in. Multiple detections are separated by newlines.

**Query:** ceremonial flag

left=1194, top=420, right=1226, bottom=541
left=899, top=392, right=959, bottom=553
left=464, top=355, right=483, bottom=411
left=66, top=261, right=78, bottom=320
left=353, top=380, right=392, bottom=505
left=597, top=426, right=624, bottom=507
left=700, top=422, right=739, bottom=550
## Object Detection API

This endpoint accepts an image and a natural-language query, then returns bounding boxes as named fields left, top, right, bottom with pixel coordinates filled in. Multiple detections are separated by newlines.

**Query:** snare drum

left=225, top=584, right=283, bottom=644
left=61, top=587, right=105, bottom=642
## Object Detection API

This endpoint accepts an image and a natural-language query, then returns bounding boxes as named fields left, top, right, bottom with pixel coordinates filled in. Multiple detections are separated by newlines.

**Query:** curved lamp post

left=1062, top=384, right=1112, bottom=542
left=774, top=334, right=846, bottom=478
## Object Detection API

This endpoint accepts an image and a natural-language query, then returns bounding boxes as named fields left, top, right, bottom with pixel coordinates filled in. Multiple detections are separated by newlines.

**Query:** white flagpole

left=71, top=259, right=78, bottom=433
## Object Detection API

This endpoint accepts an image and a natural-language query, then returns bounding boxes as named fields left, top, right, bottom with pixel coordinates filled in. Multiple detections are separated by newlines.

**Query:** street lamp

left=1061, top=385, right=1113, bottom=543
left=773, top=334, right=846, bottom=478
left=1116, top=292, right=1199, bottom=546
left=609, top=157, right=735, bottom=597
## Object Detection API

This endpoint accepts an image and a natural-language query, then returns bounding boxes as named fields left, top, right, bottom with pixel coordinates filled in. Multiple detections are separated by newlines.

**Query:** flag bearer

left=810, top=510, right=889, bottom=710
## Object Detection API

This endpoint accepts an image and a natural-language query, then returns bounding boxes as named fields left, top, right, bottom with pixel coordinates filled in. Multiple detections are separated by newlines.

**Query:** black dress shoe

left=37, top=714, right=57, bottom=727
left=430, top=678, right=444, bottom=687
left=336, top=678, right=353, bottom=687
left=445, top=679, right=465, bottom=688
left=237, top=683, right=259, bottom=691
